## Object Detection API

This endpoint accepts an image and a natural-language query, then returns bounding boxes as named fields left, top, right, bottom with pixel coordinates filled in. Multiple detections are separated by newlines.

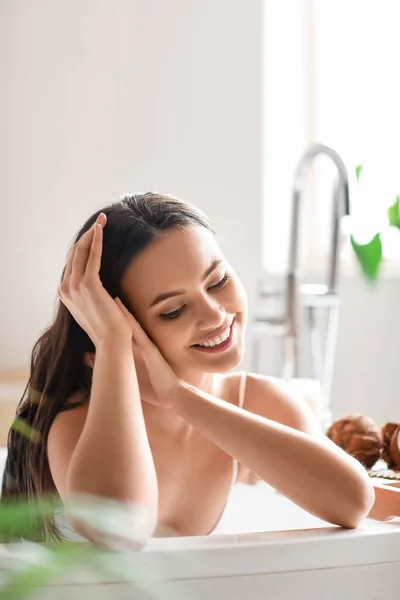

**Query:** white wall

left=332, top=274, right=400, bottom=424
left=0, top=0, right=262, bottom=370
left=1, top=0, right=399, bottom=428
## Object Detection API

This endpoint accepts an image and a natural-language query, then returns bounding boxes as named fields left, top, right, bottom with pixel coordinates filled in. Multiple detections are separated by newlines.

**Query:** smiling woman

left=0, top=192, right=375, bottom=546
left=118, top=221, right=246, bottom=381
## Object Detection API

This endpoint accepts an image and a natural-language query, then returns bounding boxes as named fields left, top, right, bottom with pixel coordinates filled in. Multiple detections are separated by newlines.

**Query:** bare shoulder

left=47, top=390, right=90, bottom=499
left=240, top=372, right=321, bottom=436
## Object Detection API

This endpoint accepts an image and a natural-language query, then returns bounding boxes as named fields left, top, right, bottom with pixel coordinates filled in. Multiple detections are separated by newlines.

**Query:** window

left=262, top=0, right=400, bottom=273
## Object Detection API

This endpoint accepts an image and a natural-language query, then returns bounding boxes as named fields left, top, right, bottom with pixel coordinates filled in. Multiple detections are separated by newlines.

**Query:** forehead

left=121, top=225, right=223, bottom=302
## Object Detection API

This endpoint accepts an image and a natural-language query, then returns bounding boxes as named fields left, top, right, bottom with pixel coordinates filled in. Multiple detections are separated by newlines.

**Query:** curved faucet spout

left=286, top=143, right=353, bottom=379
left=292, top=143, right=351, bottom=199
left=289, top=143, right=351, bottom=291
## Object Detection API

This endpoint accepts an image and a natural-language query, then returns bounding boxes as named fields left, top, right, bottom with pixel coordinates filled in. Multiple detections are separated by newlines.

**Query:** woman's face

left=120, top=225, right=247, bottom=375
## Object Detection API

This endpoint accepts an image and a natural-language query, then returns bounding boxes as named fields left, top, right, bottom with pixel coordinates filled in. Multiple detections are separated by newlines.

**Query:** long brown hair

left=1, top=193, right=214, bottom=542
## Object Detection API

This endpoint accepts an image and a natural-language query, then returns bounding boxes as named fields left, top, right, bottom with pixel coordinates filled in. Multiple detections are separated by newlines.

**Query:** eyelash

left=160, top=273, right=231, bottom=320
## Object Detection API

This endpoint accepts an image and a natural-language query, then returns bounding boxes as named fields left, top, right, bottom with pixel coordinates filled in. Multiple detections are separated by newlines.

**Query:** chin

left=207, top=354, right=243, bottom=374
left=184, top=354, right=242, bottom=375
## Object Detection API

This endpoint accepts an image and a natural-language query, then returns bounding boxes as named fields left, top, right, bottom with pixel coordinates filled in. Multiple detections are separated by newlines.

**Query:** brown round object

left=381, top=423, right=399, bottom=467
left=326, top=413, right=383, bottom=469
left=389, top=425, right=400, bottom=470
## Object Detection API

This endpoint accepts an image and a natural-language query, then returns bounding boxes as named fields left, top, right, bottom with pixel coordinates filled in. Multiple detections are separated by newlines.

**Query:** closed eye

left=160, top=272, right=231, bottom=320
left=209, top=272, right=230, bottom=291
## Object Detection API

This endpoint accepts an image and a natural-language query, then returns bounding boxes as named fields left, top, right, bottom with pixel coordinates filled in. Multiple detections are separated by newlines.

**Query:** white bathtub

left=2, top=447, right=400, bottom=598
left=1, top=521, right=400, bottom=599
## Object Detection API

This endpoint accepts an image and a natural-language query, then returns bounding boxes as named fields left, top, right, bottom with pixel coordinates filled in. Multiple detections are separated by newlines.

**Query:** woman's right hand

left=58, top=213, right=133, bottom=348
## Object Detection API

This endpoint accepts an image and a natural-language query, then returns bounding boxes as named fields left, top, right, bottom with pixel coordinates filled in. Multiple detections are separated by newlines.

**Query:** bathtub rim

left=1, top=520, right=400, bottom=585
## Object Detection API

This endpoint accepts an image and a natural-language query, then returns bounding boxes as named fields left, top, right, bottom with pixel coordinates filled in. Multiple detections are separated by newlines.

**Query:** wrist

left=167, top=380, right=190, bottom=412
left=95, top=334, right=133, bottom=354
left=170, top=381, right=196, bottom=414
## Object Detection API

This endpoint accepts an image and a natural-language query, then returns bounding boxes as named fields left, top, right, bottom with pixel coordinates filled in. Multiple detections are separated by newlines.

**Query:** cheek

left=230, top=277, right=247, bottom=311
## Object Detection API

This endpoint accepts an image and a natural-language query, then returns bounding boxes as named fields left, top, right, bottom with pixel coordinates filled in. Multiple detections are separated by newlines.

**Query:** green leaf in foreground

left=0, top=497, right=62, bottom=542
left=388, top=195, right=400, bottom=228
left=0, top=544, right=95, bottom=600
left=0, top=494, right=200, bottom=600
left=355, top=164, right=363, bottom=181
left=350, top=233, right=382, bottom=281
left=10, top=418, right=41, bottom=443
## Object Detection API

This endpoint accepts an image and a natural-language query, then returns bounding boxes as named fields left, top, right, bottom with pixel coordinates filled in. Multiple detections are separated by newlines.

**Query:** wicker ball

left=381, top=423, right=399, bottom=467
left=390, top=425, right=400, bottom=469
left=326, top=413, right=383, bottom=469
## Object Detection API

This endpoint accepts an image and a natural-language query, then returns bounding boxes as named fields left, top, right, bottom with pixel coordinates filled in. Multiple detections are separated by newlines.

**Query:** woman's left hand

left=115, top=298, right=182, bottom=410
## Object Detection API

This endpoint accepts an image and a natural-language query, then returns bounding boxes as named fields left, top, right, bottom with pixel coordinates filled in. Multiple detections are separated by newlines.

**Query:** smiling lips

left=191, top=319, right=235, bottom=352
left=192, top=318, right=234, bottom=346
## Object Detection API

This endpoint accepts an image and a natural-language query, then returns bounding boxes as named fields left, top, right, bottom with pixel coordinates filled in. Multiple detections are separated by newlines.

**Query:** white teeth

left=198, top=327, right=231, bottom=348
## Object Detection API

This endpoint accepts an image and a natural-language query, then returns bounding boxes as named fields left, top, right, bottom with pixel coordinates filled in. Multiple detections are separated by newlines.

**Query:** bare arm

left=173, top=376, right=375, bottom=529
left=49, top=213, right=158, bottom=546
left=48, top=337, right=158, bottom=545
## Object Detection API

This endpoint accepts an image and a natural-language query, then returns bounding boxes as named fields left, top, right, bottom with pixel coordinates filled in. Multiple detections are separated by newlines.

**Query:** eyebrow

left=149, top=259, right=223, bottom=308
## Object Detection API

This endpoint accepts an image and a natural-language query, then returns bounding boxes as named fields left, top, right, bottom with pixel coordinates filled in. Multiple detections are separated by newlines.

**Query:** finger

left=63, top=245, right=80, bottom=283
left=84, top=216, right=106, bottom=279
left=115, top=298, right=137, bottom=330
left=70, top=224, right=97, bottom=283
left=115, top=297, right=129, bottom=317
left=115, top=299, right=153, bottom=348
left=132, top=323, right=156, bottom=351
left=63, top=218, right=96, bottom=282
left=115, top=298, right=135, bottom=319
left=65, top=214, right=105, bottom=280
left=83, top=223, right=100, bottom=280
left=63, top=238, right=82, bottom=281
left=121, top=305, right=147, bottom=343
left=61, top=251, right=73, bottom=284
left=96, top=212, right=107, bottom=228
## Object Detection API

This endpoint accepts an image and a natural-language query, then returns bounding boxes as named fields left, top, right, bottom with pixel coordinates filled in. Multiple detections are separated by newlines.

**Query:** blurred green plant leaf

left=0, top=494, right=195, bottom=598
left=0, top=495, right=199, bottom=600
left=350, top=233, right=382, bottom=281
left=10, top=418, right=41, bottom=443
left=0, top=544, right=94, bottom=600
left=355, top=164, right=363, bottom=181
left=0, top=497, right=62, bottom=542
left=388, top=195, right=400, bottom=228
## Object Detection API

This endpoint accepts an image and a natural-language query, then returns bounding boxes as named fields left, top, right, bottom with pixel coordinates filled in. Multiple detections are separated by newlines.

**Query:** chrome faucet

left=286, top=143, right=351, bottom=380
left=252, top=144, right=354, bottom=425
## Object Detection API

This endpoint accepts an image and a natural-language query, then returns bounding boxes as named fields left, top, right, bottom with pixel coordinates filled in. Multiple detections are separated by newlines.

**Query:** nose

left=196, top=295, right=226, bottom=331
